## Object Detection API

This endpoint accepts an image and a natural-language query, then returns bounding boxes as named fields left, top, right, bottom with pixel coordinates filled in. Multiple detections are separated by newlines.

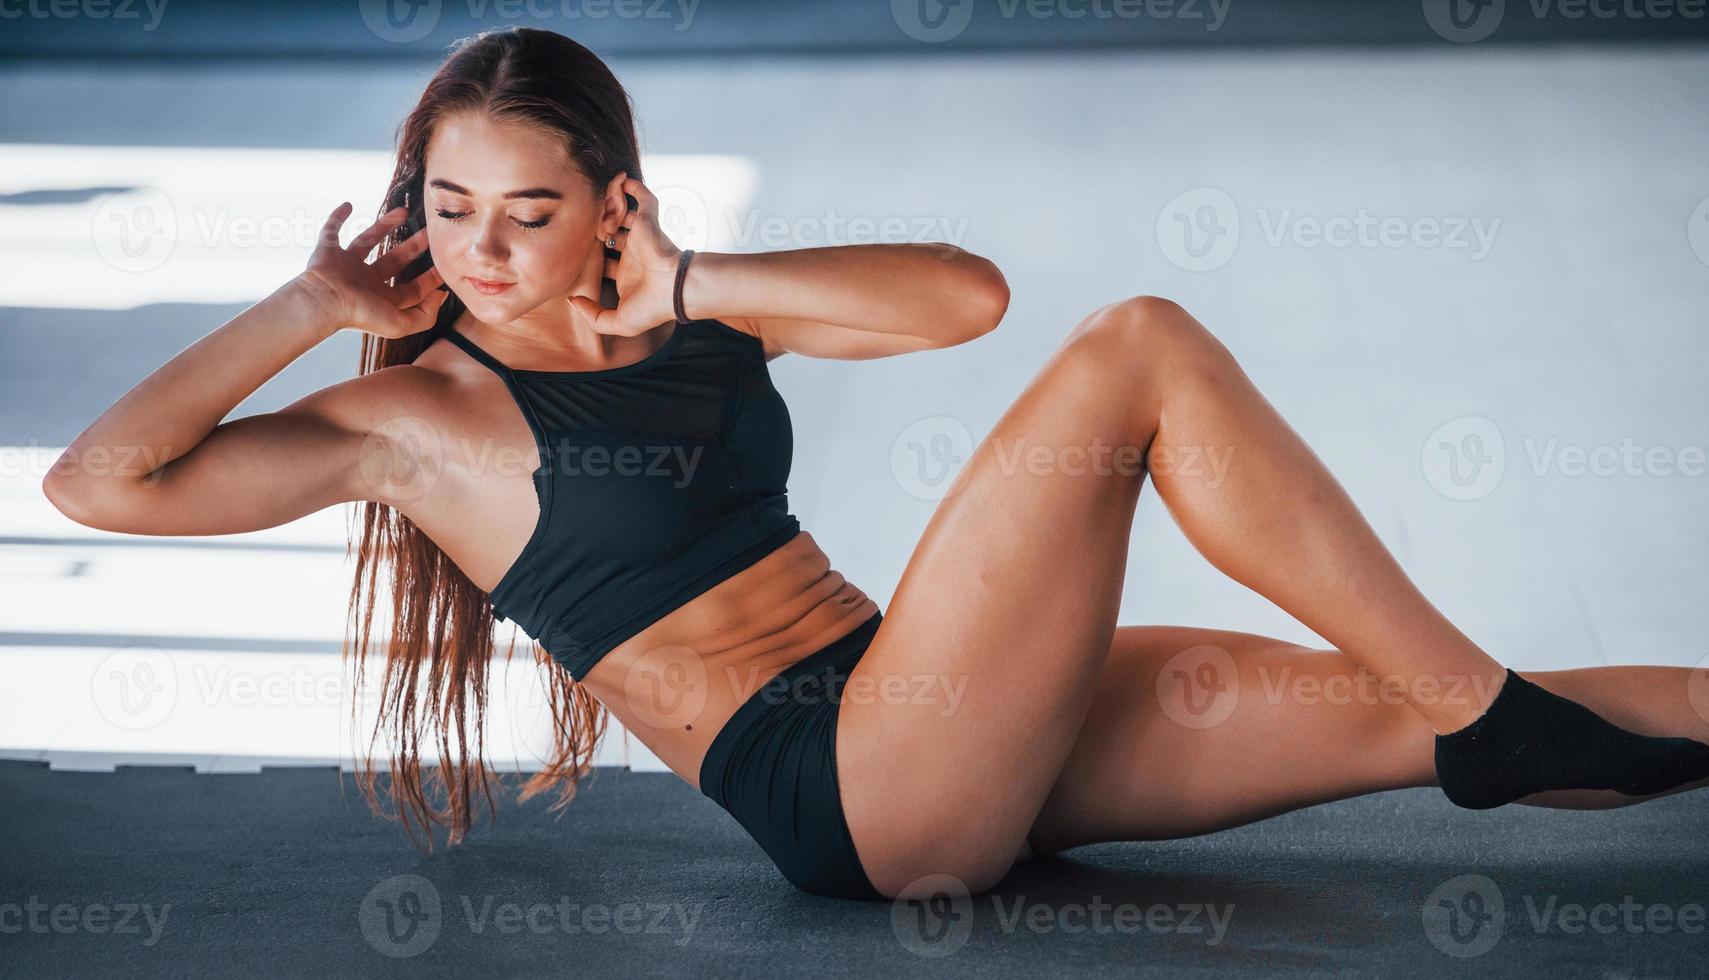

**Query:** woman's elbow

left=955, top=250, right=1010, bottom=341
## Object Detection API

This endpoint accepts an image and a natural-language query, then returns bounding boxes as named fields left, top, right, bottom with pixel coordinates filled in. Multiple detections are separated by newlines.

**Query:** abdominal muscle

left=569, top=530, right=880, bottom=792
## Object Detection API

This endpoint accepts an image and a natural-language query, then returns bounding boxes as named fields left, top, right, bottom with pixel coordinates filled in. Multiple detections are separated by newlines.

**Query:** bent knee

left=1065, top=295, right=1229, bottom=367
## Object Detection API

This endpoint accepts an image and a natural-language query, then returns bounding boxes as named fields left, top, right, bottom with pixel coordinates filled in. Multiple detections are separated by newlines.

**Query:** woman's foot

left=1434, top=668, right=1709, bottom=809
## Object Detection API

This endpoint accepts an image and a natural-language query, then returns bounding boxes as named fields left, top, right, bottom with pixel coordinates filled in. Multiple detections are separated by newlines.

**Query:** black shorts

left=698, top=610, right=885, bottom=900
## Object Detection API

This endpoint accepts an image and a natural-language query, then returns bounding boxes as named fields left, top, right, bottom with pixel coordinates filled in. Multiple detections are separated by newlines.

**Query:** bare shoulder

left=277, top=355, right=453, bottom=440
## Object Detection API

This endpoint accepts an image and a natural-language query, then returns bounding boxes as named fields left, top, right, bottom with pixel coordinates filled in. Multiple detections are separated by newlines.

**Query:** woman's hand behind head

left=297, top=203, right=449, bottom=339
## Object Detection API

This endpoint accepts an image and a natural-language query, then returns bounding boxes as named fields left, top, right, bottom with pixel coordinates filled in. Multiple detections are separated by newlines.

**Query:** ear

left=597, top=170, right=629, bottom=238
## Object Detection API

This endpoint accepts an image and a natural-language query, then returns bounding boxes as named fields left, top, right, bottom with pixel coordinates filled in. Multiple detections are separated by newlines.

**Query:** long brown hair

left=340, top=26, right=642, bottom=852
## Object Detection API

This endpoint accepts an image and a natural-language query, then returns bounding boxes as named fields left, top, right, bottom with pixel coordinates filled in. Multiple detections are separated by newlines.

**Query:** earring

left=603, top=235, right=616, bottom=249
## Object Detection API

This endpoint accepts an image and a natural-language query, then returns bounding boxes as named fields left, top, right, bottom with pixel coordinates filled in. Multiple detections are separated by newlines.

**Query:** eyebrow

left=427, top=177, right=563, bottom=201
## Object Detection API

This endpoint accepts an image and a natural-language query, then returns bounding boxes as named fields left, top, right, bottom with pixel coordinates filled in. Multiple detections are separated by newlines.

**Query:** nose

left=464, top=214, right=510, bottom=267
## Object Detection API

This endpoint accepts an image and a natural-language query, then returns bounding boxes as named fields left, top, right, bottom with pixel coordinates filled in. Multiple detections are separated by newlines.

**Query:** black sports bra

left=434, top=316, right=801, bottom=681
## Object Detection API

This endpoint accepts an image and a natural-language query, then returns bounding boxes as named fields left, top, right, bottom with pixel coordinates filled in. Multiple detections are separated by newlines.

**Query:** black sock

left=1434, top=668, right=1709, bottom=810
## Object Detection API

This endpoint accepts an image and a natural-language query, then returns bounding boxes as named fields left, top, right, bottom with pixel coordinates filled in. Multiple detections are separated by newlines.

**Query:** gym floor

left=5, top=761, right=1708, bottom=976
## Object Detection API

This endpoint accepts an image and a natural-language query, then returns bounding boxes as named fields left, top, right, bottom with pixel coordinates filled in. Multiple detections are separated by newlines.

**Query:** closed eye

left=433, top=208, right=551, bottom=231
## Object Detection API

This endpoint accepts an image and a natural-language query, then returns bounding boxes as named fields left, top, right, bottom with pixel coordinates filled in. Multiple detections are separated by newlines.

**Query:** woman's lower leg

left=1098, top=298, right=1709, bottom=806
left=1095, top=298, right=1506, bottom=735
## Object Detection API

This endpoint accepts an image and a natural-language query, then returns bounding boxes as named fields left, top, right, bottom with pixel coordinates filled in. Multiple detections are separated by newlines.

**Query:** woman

left=43, top=27, right=1709, bottom=903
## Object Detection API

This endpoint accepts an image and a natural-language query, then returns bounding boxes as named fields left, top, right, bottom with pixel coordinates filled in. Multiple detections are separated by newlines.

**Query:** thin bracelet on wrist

left=673, top=249, right=696, bottom=325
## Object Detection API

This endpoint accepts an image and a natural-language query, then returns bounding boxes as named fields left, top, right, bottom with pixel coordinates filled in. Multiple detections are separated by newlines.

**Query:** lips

left=467, top=276, right=515, bottom=295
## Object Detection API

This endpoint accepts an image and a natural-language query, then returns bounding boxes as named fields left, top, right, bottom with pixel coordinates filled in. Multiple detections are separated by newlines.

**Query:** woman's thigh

left=836, top=297, right=1195, bottom=898
left=1022, top=628, right=1709, bottom=857
left=1023, top=624, right=1437, bottom=856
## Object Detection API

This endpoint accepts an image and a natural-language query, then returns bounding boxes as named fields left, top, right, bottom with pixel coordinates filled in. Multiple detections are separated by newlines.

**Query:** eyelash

left=433, top=208, right=551, bottom=230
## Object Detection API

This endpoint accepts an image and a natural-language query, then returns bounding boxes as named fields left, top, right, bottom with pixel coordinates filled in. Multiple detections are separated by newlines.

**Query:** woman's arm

left=44, top=280, right=363, bottom=535
left=683, top=243, right=1011, bottom=360
left=572, top=180, right=1008, bottom=358
left=42, top=204, right=447, bottom=536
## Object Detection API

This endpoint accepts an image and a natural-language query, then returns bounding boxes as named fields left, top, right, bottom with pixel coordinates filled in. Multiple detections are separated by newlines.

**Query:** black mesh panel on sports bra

left=434, top=317, right=800, bottom=681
